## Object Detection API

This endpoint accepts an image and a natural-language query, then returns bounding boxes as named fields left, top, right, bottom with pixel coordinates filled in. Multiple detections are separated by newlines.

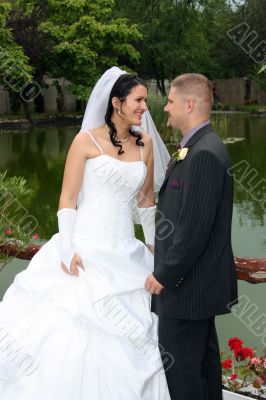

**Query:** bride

left=0, top=67, right=171, bottom=399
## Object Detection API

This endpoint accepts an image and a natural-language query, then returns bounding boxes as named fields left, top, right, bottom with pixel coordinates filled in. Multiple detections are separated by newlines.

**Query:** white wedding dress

left=0, top=135, right=171, bottom=400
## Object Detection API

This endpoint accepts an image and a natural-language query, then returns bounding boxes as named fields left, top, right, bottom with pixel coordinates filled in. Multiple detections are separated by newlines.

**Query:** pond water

left=0, top=112, right=265, bottom=353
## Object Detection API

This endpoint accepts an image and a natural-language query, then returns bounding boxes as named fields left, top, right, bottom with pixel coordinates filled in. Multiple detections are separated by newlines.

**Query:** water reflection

left=0, top=115, right=265, bottom=253
left=225, top=115, right=265, bottom=257
left=0, top=126, right=77, bottom=238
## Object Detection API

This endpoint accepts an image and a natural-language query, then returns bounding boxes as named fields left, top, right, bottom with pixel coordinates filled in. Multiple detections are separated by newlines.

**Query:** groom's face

left=164, top=87, right=187, bottom=129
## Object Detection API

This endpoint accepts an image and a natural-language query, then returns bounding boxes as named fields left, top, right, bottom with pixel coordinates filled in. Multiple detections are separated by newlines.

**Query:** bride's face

left=119, top=84, right=148, bottom=126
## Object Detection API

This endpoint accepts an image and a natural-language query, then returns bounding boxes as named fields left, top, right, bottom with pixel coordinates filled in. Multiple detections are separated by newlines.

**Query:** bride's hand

left=61, top=253, right=84, bottom=276
left=146, top=244, right=155, bottom=254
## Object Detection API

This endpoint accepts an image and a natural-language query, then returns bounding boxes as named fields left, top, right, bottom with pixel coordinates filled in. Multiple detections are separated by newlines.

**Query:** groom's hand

left=145, top=274, right=164, bottom=295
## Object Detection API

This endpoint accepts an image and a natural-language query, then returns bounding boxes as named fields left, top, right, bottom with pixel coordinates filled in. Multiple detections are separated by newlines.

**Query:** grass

left=211, top=113, right=230, bottom=140
left=148, top=94, right=181, bottom=144
left=148, top=94, right=231, bottom=143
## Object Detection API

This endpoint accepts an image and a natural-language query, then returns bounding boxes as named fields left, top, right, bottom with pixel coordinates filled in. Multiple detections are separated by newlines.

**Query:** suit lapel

left=159, top=123, right=213, bottom=194
left=184, top=123, right=213, bottom=148
left=164, top=159, right=178, bottom=182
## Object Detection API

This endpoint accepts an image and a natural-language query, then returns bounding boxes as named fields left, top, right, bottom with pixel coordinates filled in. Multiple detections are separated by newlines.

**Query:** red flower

left=234, top=347, right=253, bottom=361
left=6, top=228, right=13, bottom=236
left=230, top=373, right=238, bottom=380
left=32, top=233, right=39, bottom=239
left=228, top=337, right=243, bottom=351
left=222, top=359, right=232, bottom=369
left=249, top=348, right=255, bottom=359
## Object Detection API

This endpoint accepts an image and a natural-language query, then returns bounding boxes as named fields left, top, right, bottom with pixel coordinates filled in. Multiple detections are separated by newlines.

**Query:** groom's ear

left=186, top=98, right=196, bottom=113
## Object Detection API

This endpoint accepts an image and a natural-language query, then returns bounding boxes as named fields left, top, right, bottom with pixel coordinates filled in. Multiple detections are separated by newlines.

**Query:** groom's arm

left=153, top=149, right=224, bottom=288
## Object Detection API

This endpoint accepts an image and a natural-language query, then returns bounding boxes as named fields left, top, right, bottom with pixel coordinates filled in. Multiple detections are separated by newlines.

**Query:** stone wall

left=149, top=77, right=266, bottom=105
left=0, top=78, right=78, bottom=115
left=0, top=77, right=266, bottom=115
left=250, top=80, right=266, bottom=104
left=213, top=78, right=266, bottom=105
left=43, top=78, right=77, bottom=113
left=43, top=79, right=58, bottom=113
left=213, top=78, right=246, bottom=104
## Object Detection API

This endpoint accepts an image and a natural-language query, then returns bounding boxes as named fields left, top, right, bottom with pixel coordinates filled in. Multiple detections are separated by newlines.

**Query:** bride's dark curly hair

left=105, top=74, right=147, bottom=155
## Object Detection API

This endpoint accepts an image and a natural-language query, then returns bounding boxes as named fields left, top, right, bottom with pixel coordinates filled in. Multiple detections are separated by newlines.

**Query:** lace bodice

left=73, top=134, right=147, bottom=244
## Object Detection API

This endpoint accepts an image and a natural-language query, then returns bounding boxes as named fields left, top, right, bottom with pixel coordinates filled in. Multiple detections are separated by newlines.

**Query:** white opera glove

left=137, top=206, right=156, bottom=246
left=57, top=208, right=77, bottom=271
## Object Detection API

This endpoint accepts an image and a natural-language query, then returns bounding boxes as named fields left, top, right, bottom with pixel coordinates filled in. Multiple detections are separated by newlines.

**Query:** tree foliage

left=113, top=0, right=266, bottom=94
left=4, top=0, right=142, bottom=101
left=1, top=0, right=265, bottom=100
left=113, top=0, right=234, bottom=93
left=6, top=1, right=51, bottom=85
left=232, top=0, right=266, bottom=90
left=0, top=2, right=32, bottom=88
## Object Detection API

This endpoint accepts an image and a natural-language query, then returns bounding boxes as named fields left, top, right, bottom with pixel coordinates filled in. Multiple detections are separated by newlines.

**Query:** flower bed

left=221, top=337, right=266, bottom=399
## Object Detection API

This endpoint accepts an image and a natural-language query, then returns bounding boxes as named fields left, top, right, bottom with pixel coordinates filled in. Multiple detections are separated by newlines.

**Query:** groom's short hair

left=171, top=73, right=213, bottom=107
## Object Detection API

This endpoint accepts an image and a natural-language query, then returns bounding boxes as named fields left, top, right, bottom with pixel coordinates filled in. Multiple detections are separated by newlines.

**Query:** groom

left=145, top=73, right=238, bottom=400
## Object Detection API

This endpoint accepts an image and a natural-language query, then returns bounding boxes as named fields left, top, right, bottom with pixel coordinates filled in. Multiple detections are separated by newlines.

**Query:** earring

left=118, top=110, right=122, bottom=116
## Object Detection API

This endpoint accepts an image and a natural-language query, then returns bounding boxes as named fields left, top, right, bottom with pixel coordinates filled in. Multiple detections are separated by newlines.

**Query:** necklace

left=117, top=134, right=130, bottom=143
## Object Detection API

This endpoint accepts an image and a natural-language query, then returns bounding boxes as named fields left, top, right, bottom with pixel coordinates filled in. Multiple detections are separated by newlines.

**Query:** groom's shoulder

left=196, top=126, right=225, bottom=150
left=193, top=129, right=230, bottom=167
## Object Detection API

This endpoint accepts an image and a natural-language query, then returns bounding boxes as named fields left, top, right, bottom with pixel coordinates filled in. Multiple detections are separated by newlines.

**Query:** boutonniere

left=172, top=147, right=189, bottom=162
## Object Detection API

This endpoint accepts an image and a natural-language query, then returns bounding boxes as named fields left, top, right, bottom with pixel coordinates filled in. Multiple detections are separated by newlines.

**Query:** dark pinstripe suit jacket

left=152, top=123, right=238, bottom=320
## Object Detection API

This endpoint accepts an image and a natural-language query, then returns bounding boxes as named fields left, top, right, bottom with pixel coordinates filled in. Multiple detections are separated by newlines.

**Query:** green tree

left=6, top=2, right=51, bottom=87
left=237, top=0, right=266, bottom=91
left=0, top=2, right=33, bottom=115
left=113, top=0, right=266, bottom=89
left=196, top=0, right=238, bottom=78
left=113, top=0, right=229, bottom=94
left=39, top=0, right=142, bottom=100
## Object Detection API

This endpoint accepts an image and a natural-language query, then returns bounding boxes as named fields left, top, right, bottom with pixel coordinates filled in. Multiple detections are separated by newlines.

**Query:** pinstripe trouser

left=158, top=317, right=223, bottom=400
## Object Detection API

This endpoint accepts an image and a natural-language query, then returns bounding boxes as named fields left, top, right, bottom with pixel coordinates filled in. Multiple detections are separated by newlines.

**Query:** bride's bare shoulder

left=141, top=132, right=152, bottom=146
left=80, top=126, right=109, bottom=142
left=77, top=126, right=104, bottom=139
left=75, top=126, right=107, bottom=144
left=74, top=126, right=108, bottom=157
left=69, top=129, right=97, bottom=157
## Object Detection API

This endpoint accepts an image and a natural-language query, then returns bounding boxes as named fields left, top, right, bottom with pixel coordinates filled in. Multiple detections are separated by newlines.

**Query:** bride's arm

left=57, top=133, right=88, bottom=276
left=137, top=134, right=155, bottom=207
left=137, top=134, right=156, bottom=252
left=58, top=132, right=88, bottom=210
